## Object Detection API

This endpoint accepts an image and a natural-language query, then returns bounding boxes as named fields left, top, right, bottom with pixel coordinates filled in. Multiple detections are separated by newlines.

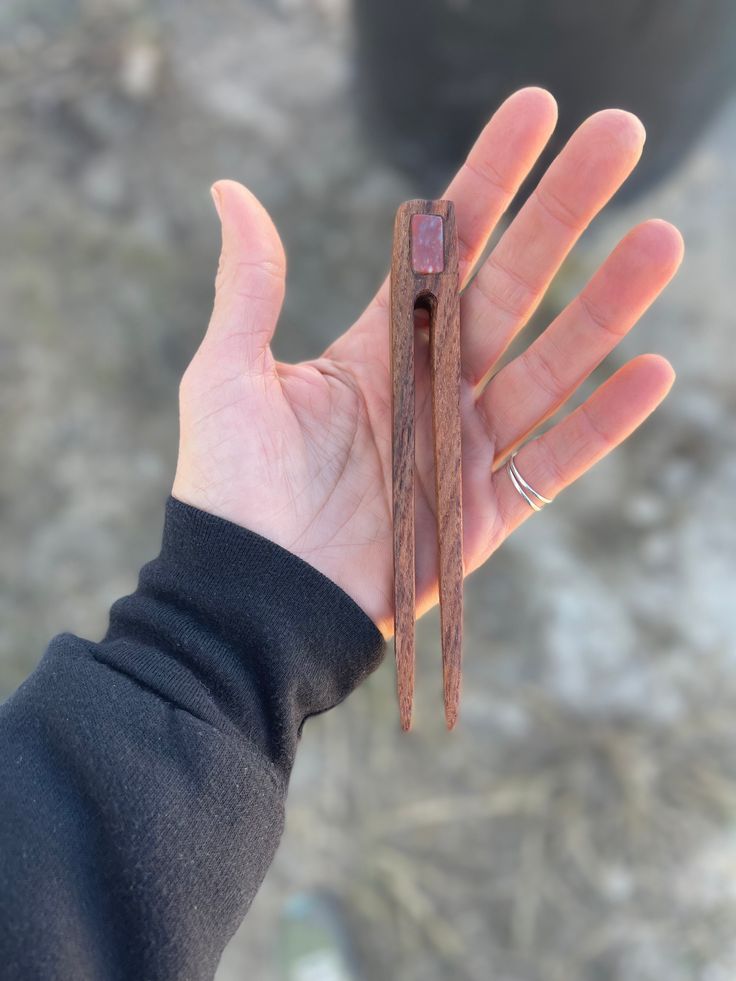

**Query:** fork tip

left=444, top=703, right=459, bottom=731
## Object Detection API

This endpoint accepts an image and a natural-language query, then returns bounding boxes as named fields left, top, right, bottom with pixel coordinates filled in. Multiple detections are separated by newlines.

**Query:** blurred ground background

left=1, top=2, right=735, bottom=979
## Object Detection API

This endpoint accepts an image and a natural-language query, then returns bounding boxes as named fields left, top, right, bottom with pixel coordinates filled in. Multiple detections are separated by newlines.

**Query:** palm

left=173, top=88, right=682, bottom=639
left=319, top=310, right=497, bottom=631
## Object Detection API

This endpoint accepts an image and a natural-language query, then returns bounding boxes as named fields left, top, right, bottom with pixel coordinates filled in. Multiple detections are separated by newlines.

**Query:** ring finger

left=477, top=218, right=684, bottom=462
left=489, top=354, right=675, bottom=553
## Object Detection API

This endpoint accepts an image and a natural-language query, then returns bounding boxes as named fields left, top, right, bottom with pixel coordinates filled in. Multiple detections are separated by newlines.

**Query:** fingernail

left=210, top=184, right=222, bottom=221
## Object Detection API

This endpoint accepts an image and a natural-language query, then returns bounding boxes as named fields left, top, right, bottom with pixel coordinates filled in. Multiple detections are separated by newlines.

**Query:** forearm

left=0, top=498, right=385, bottom=980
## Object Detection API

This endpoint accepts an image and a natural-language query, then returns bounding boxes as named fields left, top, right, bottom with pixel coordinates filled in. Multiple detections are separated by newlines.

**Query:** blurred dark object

left=354, top=0, right=736, bottom=201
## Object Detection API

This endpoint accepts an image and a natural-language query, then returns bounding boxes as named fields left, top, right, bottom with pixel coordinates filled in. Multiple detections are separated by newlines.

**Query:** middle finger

left=460, top=108, right=646, bottom=387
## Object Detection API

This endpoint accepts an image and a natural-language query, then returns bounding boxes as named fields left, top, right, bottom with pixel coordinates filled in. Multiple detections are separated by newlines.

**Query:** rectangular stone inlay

left=411, top=213, right=444, bottom=274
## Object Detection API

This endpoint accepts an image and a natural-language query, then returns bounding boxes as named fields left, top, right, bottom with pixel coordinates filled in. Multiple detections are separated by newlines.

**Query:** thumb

left=206, top=179, right=286, bottom=372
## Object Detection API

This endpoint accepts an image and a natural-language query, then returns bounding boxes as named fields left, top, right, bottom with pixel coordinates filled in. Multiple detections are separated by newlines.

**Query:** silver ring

left=506, top=452, right=552, bottom=512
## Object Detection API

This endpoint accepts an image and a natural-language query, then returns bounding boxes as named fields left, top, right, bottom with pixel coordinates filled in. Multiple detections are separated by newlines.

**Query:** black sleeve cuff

left=99, top=496, right=386, bottom=776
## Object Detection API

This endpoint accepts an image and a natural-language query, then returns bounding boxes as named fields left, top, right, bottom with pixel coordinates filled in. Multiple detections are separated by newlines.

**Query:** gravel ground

left=1, top=3, right=735, bottom=979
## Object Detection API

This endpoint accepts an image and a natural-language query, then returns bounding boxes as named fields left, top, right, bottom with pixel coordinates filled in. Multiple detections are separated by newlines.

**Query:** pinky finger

left=492, top=354, right=675, bottom=541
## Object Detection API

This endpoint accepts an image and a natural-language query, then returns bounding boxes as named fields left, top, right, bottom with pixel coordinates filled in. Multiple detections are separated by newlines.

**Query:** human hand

left=172, top=87, right=683, bottom=640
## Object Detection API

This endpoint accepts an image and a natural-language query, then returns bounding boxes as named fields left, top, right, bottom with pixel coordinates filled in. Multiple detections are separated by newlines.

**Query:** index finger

left=369, top=87, right=558, bottom=310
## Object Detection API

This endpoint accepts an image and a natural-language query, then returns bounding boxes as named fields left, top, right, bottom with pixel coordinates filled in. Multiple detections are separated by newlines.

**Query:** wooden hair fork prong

left=390, top=199, right=464, bottom=732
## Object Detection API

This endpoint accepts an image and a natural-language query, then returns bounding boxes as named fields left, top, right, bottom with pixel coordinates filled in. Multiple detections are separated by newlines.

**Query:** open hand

left=172, top=87, right=683, bottom=639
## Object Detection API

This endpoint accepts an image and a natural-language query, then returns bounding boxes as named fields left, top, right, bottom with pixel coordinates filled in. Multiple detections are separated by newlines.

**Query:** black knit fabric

left=0, top=497, right=386, bottom=980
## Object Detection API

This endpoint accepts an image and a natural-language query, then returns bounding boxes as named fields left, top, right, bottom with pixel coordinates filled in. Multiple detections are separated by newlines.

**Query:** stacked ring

left=506, top=452, right=553, bottom=512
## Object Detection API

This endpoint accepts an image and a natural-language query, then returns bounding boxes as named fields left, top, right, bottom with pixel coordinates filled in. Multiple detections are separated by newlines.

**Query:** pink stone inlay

left=411, top=213, right=444, bottom=274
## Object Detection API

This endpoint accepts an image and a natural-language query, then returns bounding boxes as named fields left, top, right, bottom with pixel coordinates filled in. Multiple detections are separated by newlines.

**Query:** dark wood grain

left=390, top=199, right=464, bottom=731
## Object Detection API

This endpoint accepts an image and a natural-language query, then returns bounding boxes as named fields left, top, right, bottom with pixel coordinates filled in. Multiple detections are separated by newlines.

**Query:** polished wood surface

left=390, top=199, right=464, bottom=730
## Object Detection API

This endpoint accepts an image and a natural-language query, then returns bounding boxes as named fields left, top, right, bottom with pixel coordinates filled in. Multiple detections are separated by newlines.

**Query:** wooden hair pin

left=390, top=199, right=464, bottom=731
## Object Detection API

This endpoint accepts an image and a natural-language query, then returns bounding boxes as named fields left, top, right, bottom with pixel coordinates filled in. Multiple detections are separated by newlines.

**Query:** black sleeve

left=0, top=497, right=386, bottom=981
